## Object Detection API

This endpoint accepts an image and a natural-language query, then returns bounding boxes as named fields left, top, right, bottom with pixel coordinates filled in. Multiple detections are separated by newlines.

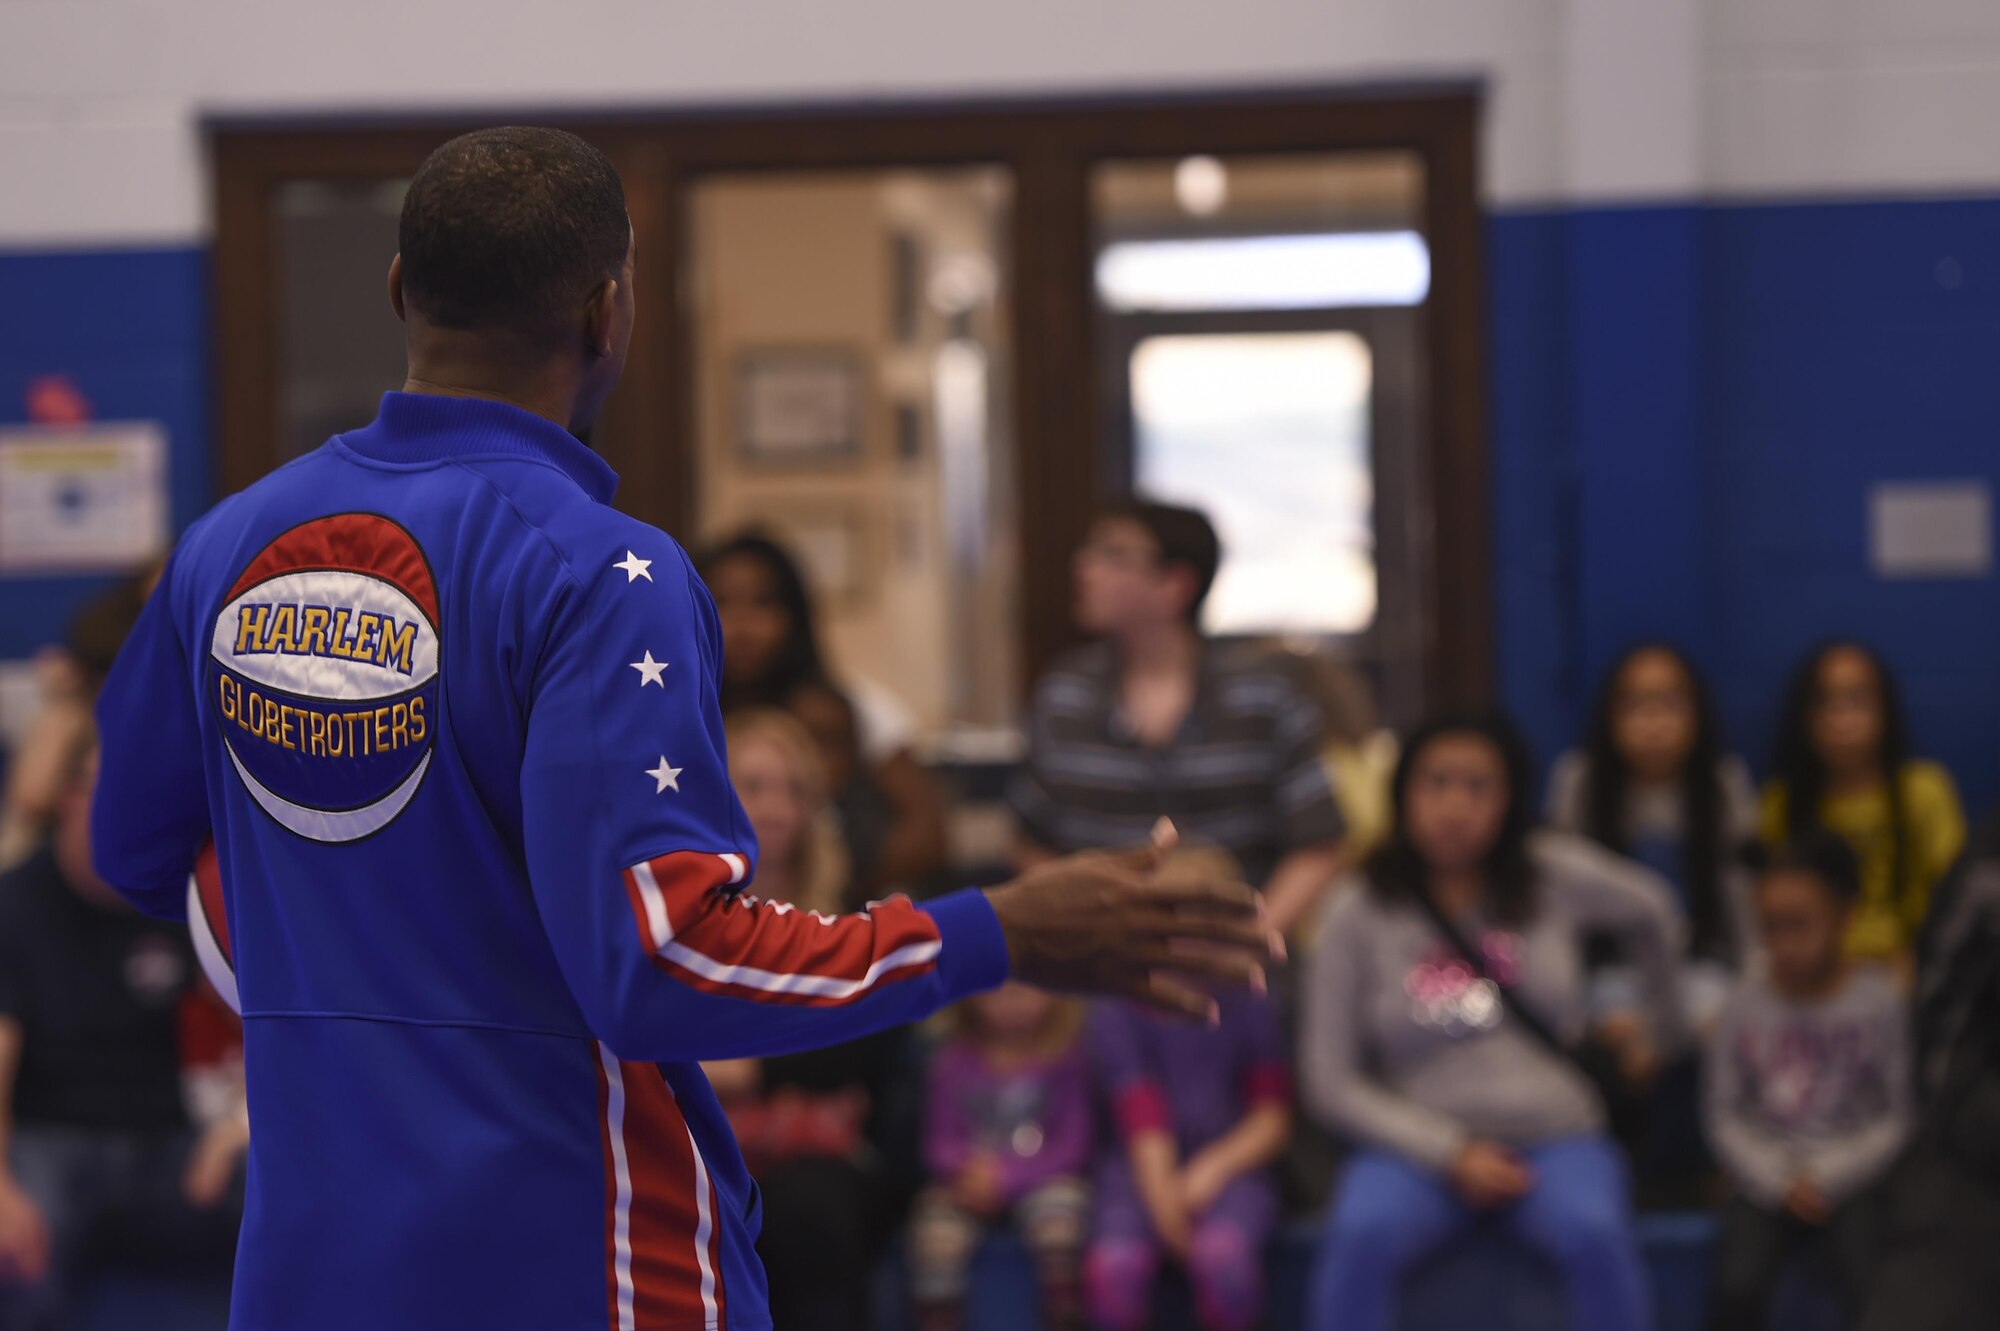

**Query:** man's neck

left=1116, top=619, right=1201, bottom=679
left=1110, top=621, right=1200, bottom=748
left=402, top=329, right=583, bottom=433
left=401, top=373, right=576, bottom=433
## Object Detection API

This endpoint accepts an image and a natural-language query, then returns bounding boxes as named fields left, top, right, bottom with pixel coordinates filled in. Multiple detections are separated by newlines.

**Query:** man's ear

left=388, top=254, right=407, bottom=323
left=584, top=278, right=620, bottom=359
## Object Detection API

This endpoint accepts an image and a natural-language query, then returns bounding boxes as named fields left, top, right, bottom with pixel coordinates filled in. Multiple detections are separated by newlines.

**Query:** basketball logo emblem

left=209, top=513, right=440, bottom=843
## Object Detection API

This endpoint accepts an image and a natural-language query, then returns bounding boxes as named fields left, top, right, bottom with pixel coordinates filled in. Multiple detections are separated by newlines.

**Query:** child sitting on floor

left=1705, top=833, right=1913, bottom=1330
left=910, top=982, right=1093, bottom=1331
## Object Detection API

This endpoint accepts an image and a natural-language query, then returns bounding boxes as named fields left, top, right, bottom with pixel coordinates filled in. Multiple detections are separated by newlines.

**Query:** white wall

left=1706, top=0, right=2000, bottom=197
left=4, top=0, right=2000, bottom=247
left=3, top=0, right=1555, bottom=246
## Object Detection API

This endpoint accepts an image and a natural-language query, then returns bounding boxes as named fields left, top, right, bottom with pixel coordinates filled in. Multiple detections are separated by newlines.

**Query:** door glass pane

left=1098, top=232, right=1429, bottom=312
left=1131, top=331, right=1374, bottom=636
left=1092, top=150, right=1429, bottom=726
left=687, top=169, right=1017, bottom=745
left=276, top=180, right=409, bottom=459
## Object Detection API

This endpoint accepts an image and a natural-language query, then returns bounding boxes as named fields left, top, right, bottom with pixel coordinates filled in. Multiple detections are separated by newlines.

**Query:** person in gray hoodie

left=1303, top=711, right=1684, bottom=1331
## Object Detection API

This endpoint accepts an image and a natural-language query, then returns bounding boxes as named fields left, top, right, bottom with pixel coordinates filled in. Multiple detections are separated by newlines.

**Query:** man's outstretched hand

left=983, top=830, right=1280, bottom=1020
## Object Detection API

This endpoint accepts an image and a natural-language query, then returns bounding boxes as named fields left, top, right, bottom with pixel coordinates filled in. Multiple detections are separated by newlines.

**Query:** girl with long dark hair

left=1303, top=711, right=1683, bottom=1331
left=1761, top=641, right=1965, bottom=966
left=1550, top=645, right=1760, bottom=1197
left=697, top=532, right=948, bottom=893
left=1549, top=644, right=1758, bottom=967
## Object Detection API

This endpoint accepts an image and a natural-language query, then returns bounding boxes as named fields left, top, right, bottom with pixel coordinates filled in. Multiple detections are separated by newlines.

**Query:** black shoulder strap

left=1407, top=885, right=1578, bottom=1069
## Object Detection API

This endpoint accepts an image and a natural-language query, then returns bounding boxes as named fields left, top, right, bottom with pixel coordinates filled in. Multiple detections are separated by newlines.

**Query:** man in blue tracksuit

left=88, top=127, right=1273, bottom=1331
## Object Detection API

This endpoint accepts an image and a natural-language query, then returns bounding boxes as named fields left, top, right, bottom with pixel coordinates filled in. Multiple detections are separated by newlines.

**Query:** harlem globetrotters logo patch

left=209, top=513, right=440, bottom=843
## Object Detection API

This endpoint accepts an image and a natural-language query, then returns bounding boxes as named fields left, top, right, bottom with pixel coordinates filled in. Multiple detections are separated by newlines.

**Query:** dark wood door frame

left=210, top=83, right=1490, bottom=705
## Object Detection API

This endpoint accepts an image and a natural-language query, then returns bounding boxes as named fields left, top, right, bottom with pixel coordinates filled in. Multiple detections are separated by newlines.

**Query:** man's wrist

left=979, top=883, right=1022, bottom=969
left=920, top=889, right=1012, bottom=998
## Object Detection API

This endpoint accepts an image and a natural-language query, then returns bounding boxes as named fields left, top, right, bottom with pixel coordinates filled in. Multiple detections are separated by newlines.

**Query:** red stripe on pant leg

left=595, top=1056, right=621, bottom=1331
left=661, top=1064, right=731, bottom=1329
left=700, top=1123, right=728, bottom=1329
left=619, top=1059, right=709, bottom=1327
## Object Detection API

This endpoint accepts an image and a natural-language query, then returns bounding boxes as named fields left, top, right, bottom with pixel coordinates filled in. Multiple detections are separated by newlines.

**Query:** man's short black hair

left=1103, top=499, right=1222, bottom=623
left=398, top=126, right=629, bottom=338
left=1746, top=830, right=1864, bottom=907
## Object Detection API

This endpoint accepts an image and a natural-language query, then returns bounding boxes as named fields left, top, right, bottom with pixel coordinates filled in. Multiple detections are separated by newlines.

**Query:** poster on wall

left=0, top=421, right=169, bottom=573
left=1870, top=480, right=1992, bottom=579
left=736, top=349, right=864, bottom=465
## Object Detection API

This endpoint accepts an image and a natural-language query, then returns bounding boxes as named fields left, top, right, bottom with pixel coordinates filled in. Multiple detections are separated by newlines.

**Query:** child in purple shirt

left=1086, top=989, right=1293, bottom=1331
left=911, top=982, right=1093, bottom=1331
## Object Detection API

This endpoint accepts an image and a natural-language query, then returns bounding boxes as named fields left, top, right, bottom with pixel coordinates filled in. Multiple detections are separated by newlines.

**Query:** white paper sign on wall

left=1869, top=480, right=1993, bottom=580
left=0, top=422, right=169, bottom=574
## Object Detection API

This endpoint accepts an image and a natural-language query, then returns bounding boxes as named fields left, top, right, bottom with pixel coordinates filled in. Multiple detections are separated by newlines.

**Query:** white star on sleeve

left=614, top=551, right=654, bottom=583
left=646, top=757, right=683, bottom=794
left=629, top=651, right=669, bottom=687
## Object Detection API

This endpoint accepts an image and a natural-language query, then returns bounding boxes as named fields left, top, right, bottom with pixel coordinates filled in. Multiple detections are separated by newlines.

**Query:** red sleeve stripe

left=624, top=852, right=941, bottom=1007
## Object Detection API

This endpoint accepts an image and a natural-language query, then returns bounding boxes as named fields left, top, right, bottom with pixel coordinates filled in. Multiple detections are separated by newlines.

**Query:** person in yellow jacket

left=1762, top=641, right=1965, bottom=968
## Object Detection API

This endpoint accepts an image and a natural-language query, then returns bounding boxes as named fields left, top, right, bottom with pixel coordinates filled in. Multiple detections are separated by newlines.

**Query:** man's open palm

left=984, top=833, right=1278, bottom=1020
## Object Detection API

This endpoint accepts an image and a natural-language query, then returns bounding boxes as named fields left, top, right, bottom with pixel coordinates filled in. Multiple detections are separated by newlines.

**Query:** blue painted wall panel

left=1493, top=196, right=2000, bottom=814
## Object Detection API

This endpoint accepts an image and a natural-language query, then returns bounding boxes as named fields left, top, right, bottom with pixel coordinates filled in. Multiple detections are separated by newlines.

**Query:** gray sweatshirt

left=1302, top=832, right=1686, bottom=1172
left=1703, top=968, right=1912, bottom=1208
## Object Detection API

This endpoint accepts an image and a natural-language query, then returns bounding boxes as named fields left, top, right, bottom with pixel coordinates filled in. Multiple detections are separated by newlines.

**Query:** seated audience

left=1705, top=832, right=1910, bottom=1330
left=1085, top=846, right=1292, bottom=1331
left=701, top=710, right=911, bottom=1331
left=1858, top=806, right=2000, bottom=1331
left=1303, top=711, right=1683, bottom=1331
left=1009, top=501, right=1344, bottom=933
left=699, top=532, right=949, bottom=893
left=909, top=983, right=1091, bottom=1331
left=0, top=738, right=245, bottom=1329
left=1762, top=641, right=1964, bottom=971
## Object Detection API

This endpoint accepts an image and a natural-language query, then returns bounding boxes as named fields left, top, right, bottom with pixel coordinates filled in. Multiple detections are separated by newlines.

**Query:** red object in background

left=722, top=1087, right=870, bottom=1177
left=180, top=980, right=245, bottom=1069
left=25, top=375, right=93, bottom=425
